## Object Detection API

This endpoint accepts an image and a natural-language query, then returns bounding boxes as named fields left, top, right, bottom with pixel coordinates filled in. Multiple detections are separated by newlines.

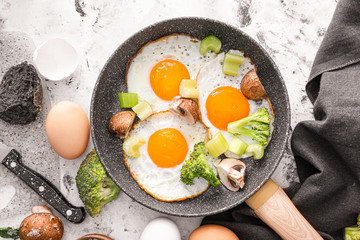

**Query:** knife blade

left=0, top=141, right=86, bottom=223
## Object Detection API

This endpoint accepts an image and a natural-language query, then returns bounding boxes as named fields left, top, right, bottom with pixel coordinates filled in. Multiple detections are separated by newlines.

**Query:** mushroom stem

left=215, top=158, right=247, bottom=191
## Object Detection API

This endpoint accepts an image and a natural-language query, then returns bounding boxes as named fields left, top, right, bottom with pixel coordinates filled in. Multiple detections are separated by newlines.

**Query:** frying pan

left=91, top=18, right=322, bottom=239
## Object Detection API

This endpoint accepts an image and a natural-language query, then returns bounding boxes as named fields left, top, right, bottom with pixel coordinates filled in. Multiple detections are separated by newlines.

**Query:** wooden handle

left=246, top=179, right=323, bottom=240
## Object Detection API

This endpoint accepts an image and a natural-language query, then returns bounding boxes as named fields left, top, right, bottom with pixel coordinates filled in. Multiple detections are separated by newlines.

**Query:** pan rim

left=90, top=16, right=291, bottom=217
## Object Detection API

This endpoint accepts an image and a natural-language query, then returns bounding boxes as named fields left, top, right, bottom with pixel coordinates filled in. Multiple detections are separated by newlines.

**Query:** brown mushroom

left=169, top=97, right=200, bottom=125
left=76, top=234, right=114, bottom=240
left=240, top=70, right=267, bottom=100
left=108, top=111, right=136, bottom=139
left=19, top=212, right=64, bottom=240
left=215, top=158, right=246, bottom=191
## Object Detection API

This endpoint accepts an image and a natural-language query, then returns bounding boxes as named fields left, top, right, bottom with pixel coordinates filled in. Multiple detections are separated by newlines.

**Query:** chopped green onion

left=123, top=136, right=146, bottom=157
left=199, top=35, right=222, bottom=55
left=222, top=53, right=244, bottom=76
left=246, top=144, right=264, bottom=160
left=132, top=101, right=153, bottom=120
left=179, top=79, right=200, bottom=98
left=118, top=93, right=138, bottom=108
left=228, top=137, right=248, bottom=156
left=205, top=132, right=229, bottom=158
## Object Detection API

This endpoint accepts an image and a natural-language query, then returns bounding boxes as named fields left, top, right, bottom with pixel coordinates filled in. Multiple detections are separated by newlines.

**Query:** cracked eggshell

left=46, top=101, right=90, bottom=160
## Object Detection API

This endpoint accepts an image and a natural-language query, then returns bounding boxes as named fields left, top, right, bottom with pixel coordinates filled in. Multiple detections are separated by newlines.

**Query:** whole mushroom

left=19, top=206, right=64, bottom=240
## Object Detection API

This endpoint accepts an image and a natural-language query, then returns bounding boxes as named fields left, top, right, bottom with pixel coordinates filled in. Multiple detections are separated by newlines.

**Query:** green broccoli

left=76, top=149, right=120, bottom=217
left=180, top=142, right=220, bottom=187
left=344, top=214, right=360, bottom=240
left=227, top=107, right=270, bottom=145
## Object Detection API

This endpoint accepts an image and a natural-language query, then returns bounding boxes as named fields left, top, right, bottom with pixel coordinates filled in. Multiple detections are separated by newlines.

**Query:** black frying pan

left=90, top=17, right=290, bottom=217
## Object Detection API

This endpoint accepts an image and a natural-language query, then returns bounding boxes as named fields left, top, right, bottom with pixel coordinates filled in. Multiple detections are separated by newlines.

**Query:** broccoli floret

left=76, top=149, right=120, bottom=217
left=180, top=142, right=220, bottom=187
left=227, top=107, right=270, bottom=145
left=344, top=214, right=360, bottom=240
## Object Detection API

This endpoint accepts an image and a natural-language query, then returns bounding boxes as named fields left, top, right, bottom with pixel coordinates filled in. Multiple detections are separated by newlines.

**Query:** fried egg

left=127, top=34, right=217, bottom=113
left=197, top=50, right=274, bottom=158
left=123, top=111, right=215, bottom=201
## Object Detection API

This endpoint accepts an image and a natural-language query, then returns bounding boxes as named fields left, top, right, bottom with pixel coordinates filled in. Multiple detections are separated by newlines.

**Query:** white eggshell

left=140, top=217, right=181, bottom=240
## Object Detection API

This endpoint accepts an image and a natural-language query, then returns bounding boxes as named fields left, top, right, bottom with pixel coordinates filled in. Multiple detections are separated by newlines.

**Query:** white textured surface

left=0, top=0, right=337, bottom=239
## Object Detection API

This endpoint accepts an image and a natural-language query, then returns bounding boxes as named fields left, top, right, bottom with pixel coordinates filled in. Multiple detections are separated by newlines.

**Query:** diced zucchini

left=222, top=53, right=244, bottom=76
left=179, top=79, right=200, bottom=98
left=123, top=136, right=146, bottom=157
left=199, top=35, right=222, bottom=55
left=228, top=137, right=248, bottom=156
left=205, top=132, right=229, bottom=158
left=118, top=93, right=138, bottom=108
left=132, top=101, right=153, bottom=120
left=246, top=144, right=264, bottom=160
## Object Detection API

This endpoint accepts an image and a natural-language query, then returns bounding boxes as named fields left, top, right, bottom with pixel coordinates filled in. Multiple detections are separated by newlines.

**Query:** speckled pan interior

left=90, top=17, right=291, bottom=217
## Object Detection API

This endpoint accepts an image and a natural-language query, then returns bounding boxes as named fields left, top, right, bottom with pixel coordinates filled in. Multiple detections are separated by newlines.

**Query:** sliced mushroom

left=240, top=70, right=267, bottom=100
left=169, top=97, right=200, bottom=125
left=19, top=212, right=64, bottom=240
left=31, top=205, right=52, bottom=214
left=108, top=111, right=136, bottom=139
left=215, top=158, right=246, bottom=191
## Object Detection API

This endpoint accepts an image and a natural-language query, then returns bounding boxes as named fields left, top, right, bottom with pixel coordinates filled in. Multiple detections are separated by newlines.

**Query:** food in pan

left=123, top=111, right=215, bottom=201
left=115, top=33, right=274, bottom=200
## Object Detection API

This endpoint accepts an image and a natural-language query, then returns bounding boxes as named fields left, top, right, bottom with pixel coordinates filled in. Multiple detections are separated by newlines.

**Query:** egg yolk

left=148, top=128, right=188, bottom=168
left=206, top=86, right=250, bottom=130
left=150, top=59, right=190, bottom=101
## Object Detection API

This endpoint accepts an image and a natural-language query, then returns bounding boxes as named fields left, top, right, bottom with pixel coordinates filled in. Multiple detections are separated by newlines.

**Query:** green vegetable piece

left=205, top=132, right=229, bottom=158
left=246, top=144, right=264, bottom=160
left=76, top=149, right=120, bottom=217
left=228, top=137, right=248, bottom=156
left=123, top=136, right=146, bottom=157
left=132, top=101, right=153, bottom=120
left=118, top=93, right=138, bottom=108
left=344, top=213, right=360, bottom=240
left=179, top=79, right=200, bottom=98
left=227, top=107, right=270, bottom=145
left=181, top=142, right=220, bottom=187
left=199, top=35, right=222, bottom=55
left=0, top=228, right=19, bottom=239
left=222, top=53, right=244, bottom=76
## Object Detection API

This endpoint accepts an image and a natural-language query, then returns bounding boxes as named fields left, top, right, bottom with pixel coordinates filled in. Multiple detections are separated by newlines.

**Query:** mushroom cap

left=19, top=213, right=64, bottom=240
left=169, top=97, right=200, bottom=125
left=240, top=70, right=267, bottom=100
left=215, top=158, right=246, bottom=192
left=108, top=111, right=136, bottom=139
left=31, top=205, right=52, bottom=214
left=76, top=234, right=114, bottom=240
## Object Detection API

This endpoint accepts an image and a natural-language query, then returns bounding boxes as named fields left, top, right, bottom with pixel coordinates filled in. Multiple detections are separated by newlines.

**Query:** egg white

left=197, top=50, right=275, bottom=158
left=123, top=111, right=216, bottom=201
left=126, top=34, right=217, bottom=113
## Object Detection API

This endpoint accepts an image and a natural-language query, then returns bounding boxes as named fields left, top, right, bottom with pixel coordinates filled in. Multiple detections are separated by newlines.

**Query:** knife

left=0, top=141, right=86, bottom=223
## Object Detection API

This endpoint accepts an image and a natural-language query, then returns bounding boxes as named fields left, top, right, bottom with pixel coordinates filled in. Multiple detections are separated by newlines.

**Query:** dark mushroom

left=108, top=111, right=136, bottom=139
left=240, top=70, right=267, bottom=100
left=215, top=158, right=246, bottom=191
left=169, top=97, right=200, bottom=125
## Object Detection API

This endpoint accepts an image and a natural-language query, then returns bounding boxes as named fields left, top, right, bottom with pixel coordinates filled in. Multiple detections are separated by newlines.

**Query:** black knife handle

left=1, top=149, right=86, bottom=223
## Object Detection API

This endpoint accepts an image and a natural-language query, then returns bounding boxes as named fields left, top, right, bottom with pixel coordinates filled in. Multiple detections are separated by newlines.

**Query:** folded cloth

left=202, top=0, right=360, bottom=239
